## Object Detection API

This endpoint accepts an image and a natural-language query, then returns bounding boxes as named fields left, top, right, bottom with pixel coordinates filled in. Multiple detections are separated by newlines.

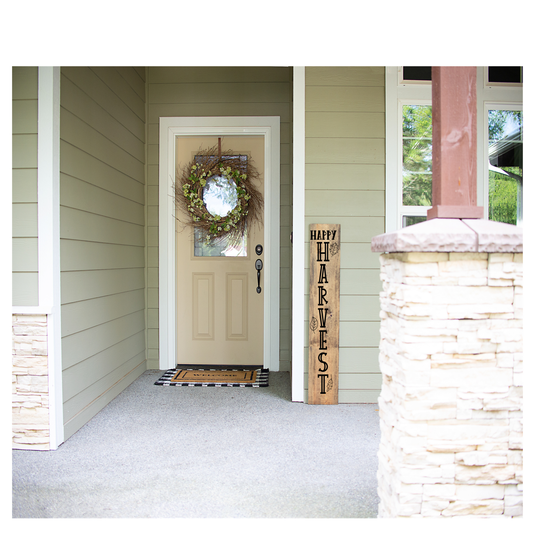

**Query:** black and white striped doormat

left=154, top=368, right=269, bottom=387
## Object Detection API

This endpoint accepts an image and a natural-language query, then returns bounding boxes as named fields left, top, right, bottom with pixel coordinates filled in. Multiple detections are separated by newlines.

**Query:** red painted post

left=427, top=67, right=484, bottom=219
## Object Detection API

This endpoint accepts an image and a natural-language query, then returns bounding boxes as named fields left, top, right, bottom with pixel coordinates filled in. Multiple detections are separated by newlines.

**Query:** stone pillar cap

left=371, top=218, right=522, bottom=253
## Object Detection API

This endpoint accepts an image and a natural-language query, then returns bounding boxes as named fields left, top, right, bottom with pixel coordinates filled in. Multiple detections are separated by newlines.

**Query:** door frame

left=158, top=116, right=280, bottom=371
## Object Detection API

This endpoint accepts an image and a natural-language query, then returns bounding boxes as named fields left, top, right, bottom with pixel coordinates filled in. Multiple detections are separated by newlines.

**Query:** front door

left=176, top=136, right=265, bottom=366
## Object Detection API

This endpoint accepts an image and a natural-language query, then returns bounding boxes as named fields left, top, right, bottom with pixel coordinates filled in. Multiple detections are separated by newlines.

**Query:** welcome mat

left=154, top=368, right=269, bottom=387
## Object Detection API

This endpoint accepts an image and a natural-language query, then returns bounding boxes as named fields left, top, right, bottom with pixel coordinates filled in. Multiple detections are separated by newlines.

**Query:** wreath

left=175, top=145, right=263, bottom=245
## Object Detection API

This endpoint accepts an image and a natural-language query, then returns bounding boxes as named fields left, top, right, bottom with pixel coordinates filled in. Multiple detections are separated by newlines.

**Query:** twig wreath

left=175, top=144, right=263, bottom=246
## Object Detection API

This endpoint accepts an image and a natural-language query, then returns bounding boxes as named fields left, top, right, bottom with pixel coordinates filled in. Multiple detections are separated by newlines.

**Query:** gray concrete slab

left=12, top=370, right=380, bottom=518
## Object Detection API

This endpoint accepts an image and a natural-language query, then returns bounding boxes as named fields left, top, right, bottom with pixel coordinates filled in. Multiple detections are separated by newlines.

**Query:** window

left=193, top=154, right=248, bottom=257
left=402, top=104, right=433, bottom=226
left=488, top=67, right=522, bottom=85
left=402, top=67, right=432, bottom=82
left=487, top=108, right=523, bottom=226
left=386, top=67, right=523, bottom=231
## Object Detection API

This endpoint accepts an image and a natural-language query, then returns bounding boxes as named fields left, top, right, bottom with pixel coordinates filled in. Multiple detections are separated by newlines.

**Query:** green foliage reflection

left=402, top=105, right=433, bottom=206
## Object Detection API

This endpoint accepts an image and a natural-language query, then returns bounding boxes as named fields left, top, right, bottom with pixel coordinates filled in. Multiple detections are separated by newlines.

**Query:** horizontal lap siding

left=146, top=67, right=293, bottom=371
left=12, top=67, right=39, bottom=305
left=60, top=67, right=147, bottom=439
left=305, top=67, right=385, bottom=403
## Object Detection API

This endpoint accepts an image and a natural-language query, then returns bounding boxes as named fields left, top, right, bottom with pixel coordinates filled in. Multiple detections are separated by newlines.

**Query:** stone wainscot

left=12, top=314, right=51, bottom=450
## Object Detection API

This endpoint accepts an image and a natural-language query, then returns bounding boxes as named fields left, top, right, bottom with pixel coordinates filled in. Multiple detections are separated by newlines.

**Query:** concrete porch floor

left=12, top=370, right=380, bottom=518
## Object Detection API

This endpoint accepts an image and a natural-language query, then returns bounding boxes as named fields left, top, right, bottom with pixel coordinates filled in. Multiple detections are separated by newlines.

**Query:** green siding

left=12, top=67, right=39, bottom=306
left=305, top=67, right=385, bottom=403
left=60, top=67, right=147, bottom=440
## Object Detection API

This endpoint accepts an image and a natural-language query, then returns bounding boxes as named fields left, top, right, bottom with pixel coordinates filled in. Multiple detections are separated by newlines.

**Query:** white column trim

left=385, top=67, right=400, bottom=233
left=158, top=118, right=175, bottom=371
left=291, top=67, right=305, bottom=402
left=37, top=67, right=63, bottom=449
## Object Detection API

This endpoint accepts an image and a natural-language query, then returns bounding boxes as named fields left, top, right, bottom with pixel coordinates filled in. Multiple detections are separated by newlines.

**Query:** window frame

left=386, top=67, right=432, bottom=231
left=399, top=67, right=432, bottom=86
left=398, top=98, right=433, bottom=225
left=484, top=66, right=523, bottom=88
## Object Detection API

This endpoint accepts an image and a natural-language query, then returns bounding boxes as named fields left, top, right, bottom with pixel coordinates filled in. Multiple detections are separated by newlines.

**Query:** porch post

left=427, top=67, right=483, bottom=220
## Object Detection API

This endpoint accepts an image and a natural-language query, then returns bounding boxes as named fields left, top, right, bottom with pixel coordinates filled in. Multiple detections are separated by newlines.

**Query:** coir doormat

left=154, top=368, right=269, bottom=387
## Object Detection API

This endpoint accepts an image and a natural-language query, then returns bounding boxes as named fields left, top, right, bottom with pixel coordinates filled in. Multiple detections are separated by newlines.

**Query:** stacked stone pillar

left=12, top=314, right=51, bottom=450
left=372, top=218, right=523, bottom=517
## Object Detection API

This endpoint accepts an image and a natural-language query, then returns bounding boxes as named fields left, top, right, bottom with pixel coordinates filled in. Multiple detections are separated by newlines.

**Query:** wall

left=145, top=67, right=293, bottom=371
left=12, top=67, right=39, bottom=305
left=60, top=67, right=147, bottom=439
left=304, top=67, right=385, bottom=402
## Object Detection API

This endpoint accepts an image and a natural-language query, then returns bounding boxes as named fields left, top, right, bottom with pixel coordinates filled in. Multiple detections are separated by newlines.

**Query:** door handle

left=255, top=259, right=263, bottom=294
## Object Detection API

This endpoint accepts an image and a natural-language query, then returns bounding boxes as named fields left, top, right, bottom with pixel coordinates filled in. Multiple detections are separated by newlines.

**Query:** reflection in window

left=202, top=175, right=238, bottom=217
left=194, top=227, right=247, bottom=257
left=488, top=110, right=523, bottom=226
left=402, top=105, right=433, bottom=207
left=402, top=215, right=427, bottom=228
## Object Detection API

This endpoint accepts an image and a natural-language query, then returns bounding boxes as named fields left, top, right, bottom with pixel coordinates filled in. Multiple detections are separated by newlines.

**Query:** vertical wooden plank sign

left=308, top=224, right=340, bottom=405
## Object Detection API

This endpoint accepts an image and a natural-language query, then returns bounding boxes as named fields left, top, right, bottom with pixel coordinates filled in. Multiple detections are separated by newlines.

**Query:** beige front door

left=176, top=136, right=265, bottom=366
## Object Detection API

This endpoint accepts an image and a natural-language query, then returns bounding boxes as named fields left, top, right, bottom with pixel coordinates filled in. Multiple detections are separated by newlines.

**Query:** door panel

left=176, top=136, right=264, bottom=366
left=192, top=273, right=214, bottom=340
left=227, top=273, right=248, bottom=340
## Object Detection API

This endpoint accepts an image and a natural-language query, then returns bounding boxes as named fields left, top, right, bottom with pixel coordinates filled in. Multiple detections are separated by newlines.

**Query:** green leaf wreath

left=175, top=145, right=263, bottom=245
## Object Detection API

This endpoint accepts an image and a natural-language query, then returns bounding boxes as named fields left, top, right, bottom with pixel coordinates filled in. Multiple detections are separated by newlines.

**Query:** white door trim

left=158, top=116, right=280, bottom=371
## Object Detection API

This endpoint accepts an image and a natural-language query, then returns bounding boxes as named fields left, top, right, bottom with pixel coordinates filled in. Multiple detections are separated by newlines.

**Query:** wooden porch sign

left=308, top=224, right=340, bottom=405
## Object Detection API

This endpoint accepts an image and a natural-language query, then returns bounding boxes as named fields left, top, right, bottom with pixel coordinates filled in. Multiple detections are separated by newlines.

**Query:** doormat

left=154, top=368, right=269, bottom=387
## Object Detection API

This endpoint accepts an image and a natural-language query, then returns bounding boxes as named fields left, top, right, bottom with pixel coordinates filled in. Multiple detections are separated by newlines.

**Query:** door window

left=193, top=154, right=248, bottom=257
left=194, top=227, right=247, bottom=257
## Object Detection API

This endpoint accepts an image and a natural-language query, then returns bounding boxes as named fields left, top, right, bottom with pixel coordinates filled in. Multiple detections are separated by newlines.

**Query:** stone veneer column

left=12, top=314, right=51, bottom=450
left=371, top=218, right=523, bottom=518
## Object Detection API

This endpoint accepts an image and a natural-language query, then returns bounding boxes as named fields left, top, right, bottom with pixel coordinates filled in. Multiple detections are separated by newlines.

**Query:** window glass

left=202, top=175, right=238, bottom=217
left=402, top=215, right=427, bottom=228
left=403, top=66, right=432, bottom=81
left=402, top=105, right=433, bottom=207
left=488, top=110, right=523, bottom=225
left=488, top=67, right=522, bottom=84
left=194, top=227, right=247, bottom=257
